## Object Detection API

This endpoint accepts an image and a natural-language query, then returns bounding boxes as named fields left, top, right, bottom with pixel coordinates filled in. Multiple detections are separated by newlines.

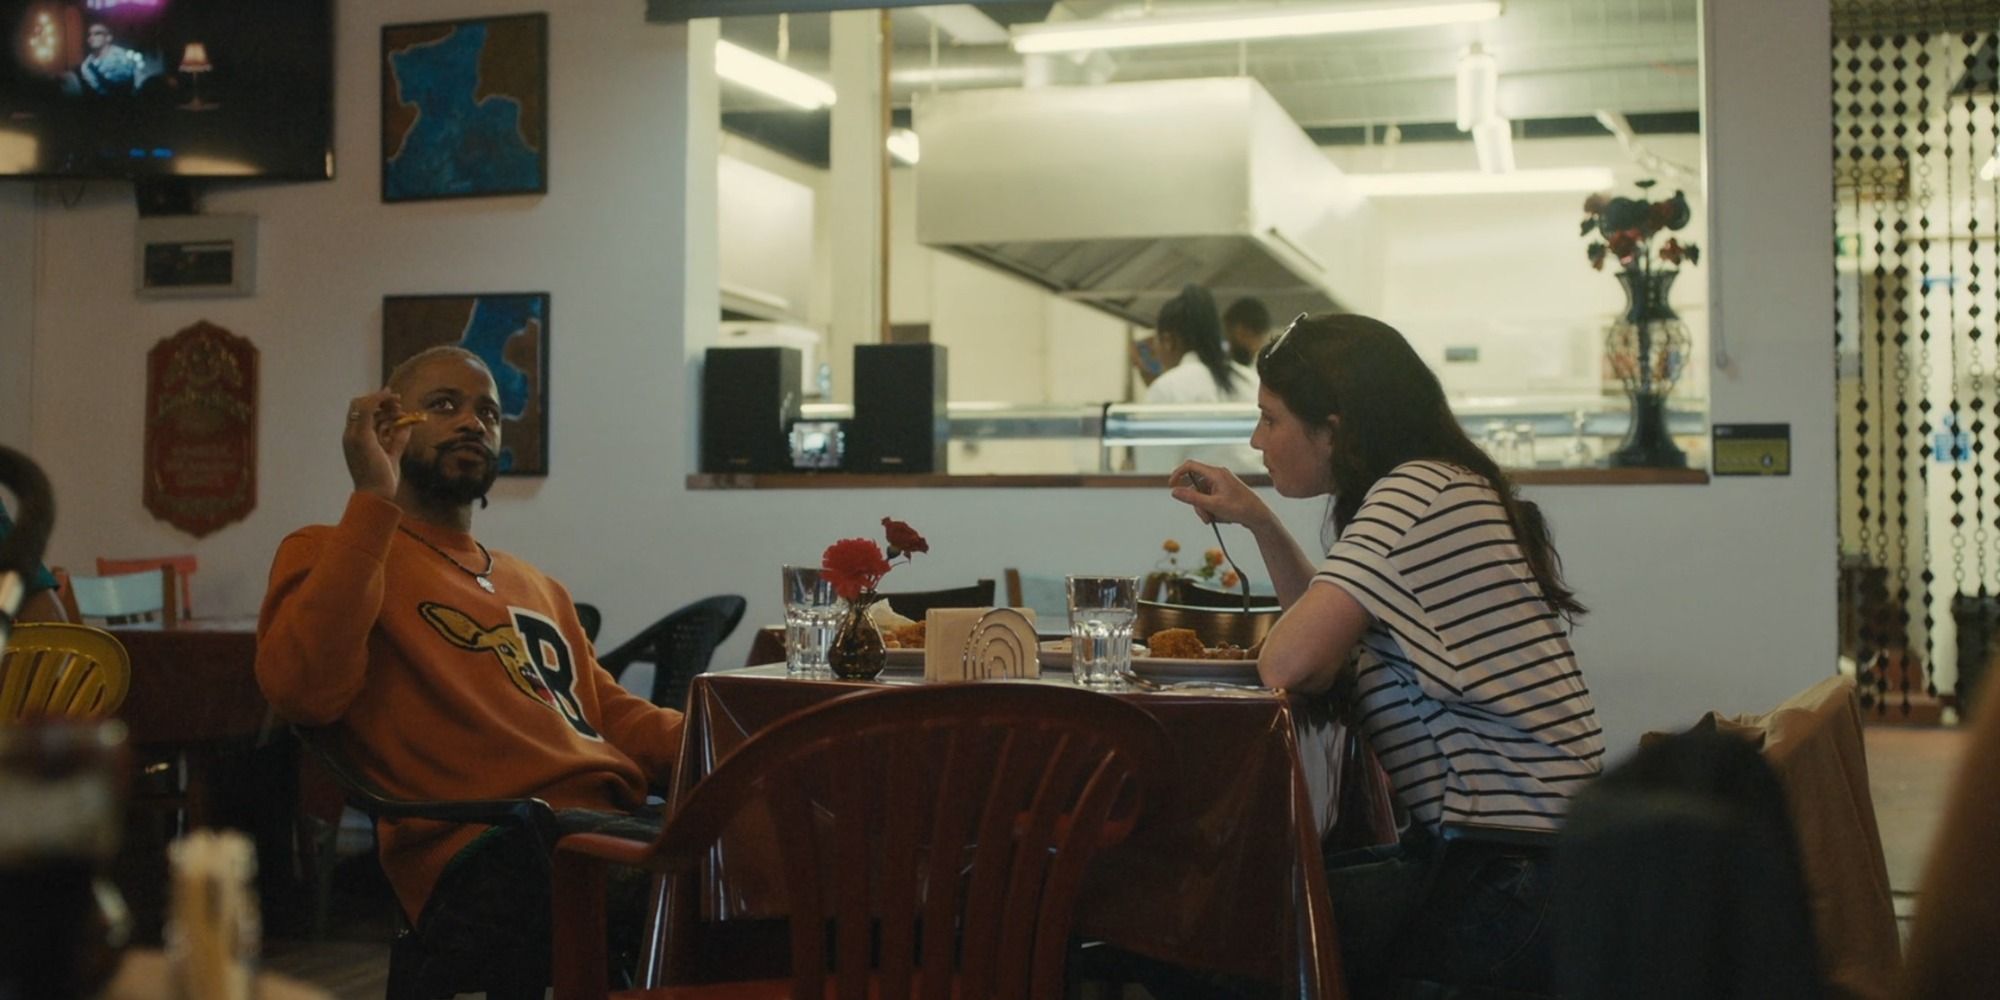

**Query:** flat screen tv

left=0, top=0, right=332, bottom=179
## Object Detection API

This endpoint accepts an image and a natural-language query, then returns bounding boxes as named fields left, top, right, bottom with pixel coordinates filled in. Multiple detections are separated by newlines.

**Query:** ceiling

left=717, top=0, right=1701, bottom=132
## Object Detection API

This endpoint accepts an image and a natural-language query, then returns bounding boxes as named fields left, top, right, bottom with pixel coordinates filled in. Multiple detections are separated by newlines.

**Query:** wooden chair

left=597, top=596, right=746, bottom=711
left=53, top=565, right=178, bottom=625
left=0, top=622, right=131, bottom=720
left=549, top=683, right=1172, bottom=1000
left=1002, top=568, right=1070, bottom=630
left=878, top=578, right=995, bottom=620
left=97, top=555, right=198, bottom=621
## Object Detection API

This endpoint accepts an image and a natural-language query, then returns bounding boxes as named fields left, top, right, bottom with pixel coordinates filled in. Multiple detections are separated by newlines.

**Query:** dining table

left=666, top=663, right=1398, bottom=999
left=104, top=616, right=268, bottom=828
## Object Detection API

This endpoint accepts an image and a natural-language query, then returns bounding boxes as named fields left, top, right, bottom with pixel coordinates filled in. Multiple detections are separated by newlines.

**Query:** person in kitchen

left=1136, top=283, right=1261, bottom=473
left=1223, top=296, right=1273, bottom=367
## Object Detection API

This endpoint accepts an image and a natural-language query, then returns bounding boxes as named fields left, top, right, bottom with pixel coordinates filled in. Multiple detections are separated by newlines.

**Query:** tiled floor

left=258, top=722, right=1972, bottom=1000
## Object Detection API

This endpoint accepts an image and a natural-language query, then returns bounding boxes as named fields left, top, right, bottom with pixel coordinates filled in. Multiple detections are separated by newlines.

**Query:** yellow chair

left=0, top=622, right=131, bottom=720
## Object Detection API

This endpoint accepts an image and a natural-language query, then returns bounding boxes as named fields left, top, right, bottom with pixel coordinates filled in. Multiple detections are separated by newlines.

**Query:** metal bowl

left=1135, top=599, right=1281, bottom=651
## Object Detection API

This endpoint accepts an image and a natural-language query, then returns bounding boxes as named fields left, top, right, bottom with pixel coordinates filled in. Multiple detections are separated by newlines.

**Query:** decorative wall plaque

left=144, top=321, right=258, bottom=537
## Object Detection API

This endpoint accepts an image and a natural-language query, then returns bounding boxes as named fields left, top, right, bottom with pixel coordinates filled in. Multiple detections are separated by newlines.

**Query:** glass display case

left=793, top=398, right=1709, bottom=476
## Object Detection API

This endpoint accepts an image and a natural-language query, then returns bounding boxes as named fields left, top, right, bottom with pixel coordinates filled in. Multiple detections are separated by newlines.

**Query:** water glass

left=1067, top=575, right=1139, bottom=688
left=782, top=564, right=843, bottom=678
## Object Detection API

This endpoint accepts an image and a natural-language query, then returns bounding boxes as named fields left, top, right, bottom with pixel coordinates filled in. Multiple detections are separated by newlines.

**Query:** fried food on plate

left=882, top=620, right=926, bottom=649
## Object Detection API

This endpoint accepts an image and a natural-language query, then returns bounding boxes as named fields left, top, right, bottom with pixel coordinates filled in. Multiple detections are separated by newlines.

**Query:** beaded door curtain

left=1835, top=1, right=2000, bottom=719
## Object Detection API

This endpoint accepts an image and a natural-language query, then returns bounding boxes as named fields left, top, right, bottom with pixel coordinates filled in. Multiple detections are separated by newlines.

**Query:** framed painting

left=382, top=293, right=550, bottom=476
left=381, top=13, right=548, bottom=202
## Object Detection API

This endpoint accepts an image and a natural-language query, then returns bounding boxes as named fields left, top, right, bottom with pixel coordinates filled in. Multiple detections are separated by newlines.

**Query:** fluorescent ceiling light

left=1345, top=167, right=1614, bottom=197
left=1011, top=1, right=1503, bottom=55
left=887, top=128, right=921, bottom=165
left=715, top=40, right=835, bottom=110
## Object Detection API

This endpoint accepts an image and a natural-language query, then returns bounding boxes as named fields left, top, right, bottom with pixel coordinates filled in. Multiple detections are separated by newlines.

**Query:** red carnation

left=822, top=538, right=892, bottom=601
left=882, top=517, right=929, bottom=557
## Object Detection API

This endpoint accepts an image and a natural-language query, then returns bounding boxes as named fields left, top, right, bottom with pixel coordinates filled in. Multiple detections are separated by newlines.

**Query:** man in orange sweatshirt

left=256, top=346, right=681, bottom=992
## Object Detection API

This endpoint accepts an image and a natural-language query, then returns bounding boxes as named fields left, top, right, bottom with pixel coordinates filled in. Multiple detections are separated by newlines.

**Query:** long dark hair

left=1256, top=314, right=1587, bottom=623
left=1157, top=284, right=1237, bottom=396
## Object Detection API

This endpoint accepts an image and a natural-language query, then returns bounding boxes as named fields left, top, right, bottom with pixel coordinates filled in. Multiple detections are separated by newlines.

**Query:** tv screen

left=0, top=0, right=332, bottom=179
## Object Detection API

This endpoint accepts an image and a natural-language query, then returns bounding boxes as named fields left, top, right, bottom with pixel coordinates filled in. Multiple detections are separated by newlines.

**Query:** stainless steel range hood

left=913, top=78, right=1380, bottom=326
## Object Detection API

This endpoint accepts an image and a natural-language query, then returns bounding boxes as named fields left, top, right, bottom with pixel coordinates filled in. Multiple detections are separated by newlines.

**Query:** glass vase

left=827, top=594, right=886, bottom=681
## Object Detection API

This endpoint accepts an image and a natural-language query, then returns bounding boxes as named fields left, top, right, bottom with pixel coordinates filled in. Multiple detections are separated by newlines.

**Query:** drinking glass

left=782, top=564, right=844, bottom=678
left=1067, top=575, right=1139, bottom=688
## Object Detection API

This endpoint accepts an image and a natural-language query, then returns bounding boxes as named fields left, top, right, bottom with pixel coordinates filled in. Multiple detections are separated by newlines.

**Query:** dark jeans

left=1324, top=825, right=1557, bottom=999
left=413, top=807, right=661, bottom=994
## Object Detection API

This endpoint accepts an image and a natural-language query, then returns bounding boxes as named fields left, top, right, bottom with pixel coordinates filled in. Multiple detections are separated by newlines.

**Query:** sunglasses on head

left=1263, top=312, right=1311, bottom=360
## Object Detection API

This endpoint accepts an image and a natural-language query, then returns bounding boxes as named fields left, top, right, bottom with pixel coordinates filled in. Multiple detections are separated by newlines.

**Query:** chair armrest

left=294, top=725, right=560, bottom=852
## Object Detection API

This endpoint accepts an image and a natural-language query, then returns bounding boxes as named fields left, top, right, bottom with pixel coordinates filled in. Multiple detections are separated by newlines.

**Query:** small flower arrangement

left=821, top=517, right=929, bottom=602
left=1581, top=179, right=1699, bottom=275
left=1157, top=538, right=1240, bottom=592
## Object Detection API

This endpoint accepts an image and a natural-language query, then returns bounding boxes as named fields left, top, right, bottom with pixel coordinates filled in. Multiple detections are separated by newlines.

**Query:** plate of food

left=1040, top=629, right=1262, bottom=683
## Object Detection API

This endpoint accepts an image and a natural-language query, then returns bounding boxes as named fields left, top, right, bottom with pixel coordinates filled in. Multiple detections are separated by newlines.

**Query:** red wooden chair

left=550, top=683, right=1171, bottom=1000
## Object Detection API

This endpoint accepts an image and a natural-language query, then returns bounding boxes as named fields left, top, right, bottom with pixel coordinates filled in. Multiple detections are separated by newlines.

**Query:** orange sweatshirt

left=255, top=492, right=682, bottom=920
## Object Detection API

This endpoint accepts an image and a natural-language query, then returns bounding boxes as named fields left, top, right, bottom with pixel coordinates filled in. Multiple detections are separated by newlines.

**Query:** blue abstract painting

left=382, top=14, right=547, bottom=202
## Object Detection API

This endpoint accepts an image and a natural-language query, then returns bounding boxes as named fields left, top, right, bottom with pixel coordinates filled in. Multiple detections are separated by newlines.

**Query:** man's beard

left=403, top=443, right=497, bottom=507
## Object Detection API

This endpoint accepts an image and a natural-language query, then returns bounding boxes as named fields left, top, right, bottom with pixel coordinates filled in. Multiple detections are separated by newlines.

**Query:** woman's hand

left=342, top=390, right=417, bottom=499
left=1168, top=460, right=1274, bottom=530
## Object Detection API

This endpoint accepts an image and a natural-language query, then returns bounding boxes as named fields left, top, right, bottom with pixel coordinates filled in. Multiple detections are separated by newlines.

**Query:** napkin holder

left=924, top=607, right=1039, bottom=682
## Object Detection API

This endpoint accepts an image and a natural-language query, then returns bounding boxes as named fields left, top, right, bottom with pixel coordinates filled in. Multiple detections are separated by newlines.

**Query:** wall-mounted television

left=0, top=0, right=333, bottom=180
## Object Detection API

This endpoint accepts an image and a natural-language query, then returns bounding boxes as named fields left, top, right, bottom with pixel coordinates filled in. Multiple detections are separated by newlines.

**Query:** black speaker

left=850, top=343, right=948, bottom=473
left=701, top=347, right=801, bottom=474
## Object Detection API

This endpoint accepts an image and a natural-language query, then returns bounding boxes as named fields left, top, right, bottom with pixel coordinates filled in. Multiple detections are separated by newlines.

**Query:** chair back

left=588, top=684, right=1169, bottom=1000
left=879, top=578, right=996, bottom=620
left=60, top=567, right=176, bottom=625
left=597, top=595, right=746, bottom=710
left=96, top=555, right=197, bottom=621
left=0, top=622, right=131, bottom=720
left=574, top=602, right=603, bottom=643
left=1552, top=719, right=1824, bottom=999
left=1002, top=569, right=1070, bottom=630
left=1717, top=676, right=1900, bottom=1000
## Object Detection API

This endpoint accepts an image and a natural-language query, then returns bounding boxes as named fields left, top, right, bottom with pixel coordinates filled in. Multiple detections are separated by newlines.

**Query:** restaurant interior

left=2, top=0, right=1997, bottom=997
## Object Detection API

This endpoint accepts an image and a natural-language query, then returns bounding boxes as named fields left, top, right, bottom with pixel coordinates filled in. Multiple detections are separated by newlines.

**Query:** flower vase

left=827, top=594, right=886, bottom=681
left=1605, top=268, right=1690, bottom=468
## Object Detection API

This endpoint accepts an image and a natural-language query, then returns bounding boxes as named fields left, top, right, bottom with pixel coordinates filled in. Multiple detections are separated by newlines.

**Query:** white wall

left=8, top=0, right=1834, bottom=761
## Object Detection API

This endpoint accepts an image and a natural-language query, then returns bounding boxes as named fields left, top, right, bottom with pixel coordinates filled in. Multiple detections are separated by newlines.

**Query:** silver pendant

left=477, top=575, right=495, bottom=594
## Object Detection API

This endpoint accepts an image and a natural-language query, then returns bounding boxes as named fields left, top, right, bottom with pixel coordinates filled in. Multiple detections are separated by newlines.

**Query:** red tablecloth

left=671, top=669, right=1396, bottom=998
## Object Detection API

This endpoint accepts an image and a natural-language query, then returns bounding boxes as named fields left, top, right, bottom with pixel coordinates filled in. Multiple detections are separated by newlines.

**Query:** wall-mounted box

left=134, top=214, right=257, bottom=298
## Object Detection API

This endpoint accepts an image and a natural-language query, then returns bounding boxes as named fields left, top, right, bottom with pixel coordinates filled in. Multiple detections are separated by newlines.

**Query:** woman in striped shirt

left=1169, top=313, right=1603, bottom=998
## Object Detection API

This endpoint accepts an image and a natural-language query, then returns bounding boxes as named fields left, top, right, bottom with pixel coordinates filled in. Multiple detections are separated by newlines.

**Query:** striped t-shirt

left=1315, top=459, right=1603, bottom=834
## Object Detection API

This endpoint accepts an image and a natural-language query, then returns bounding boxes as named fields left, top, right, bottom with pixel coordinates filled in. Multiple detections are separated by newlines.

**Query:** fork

left=1182, top=470, right=1253, bottom=612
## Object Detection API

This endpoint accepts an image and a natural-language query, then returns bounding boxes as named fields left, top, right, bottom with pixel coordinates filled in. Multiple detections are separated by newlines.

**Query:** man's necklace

left=396, top=525, right=496, bottom=593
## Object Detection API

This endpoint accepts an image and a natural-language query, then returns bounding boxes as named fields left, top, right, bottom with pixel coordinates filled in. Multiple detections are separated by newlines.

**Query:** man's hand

left=342, top=391, right=417, bottom=499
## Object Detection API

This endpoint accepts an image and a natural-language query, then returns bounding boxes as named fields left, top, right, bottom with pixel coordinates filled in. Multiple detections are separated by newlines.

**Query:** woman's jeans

left=1324, top=824, right=1557, bottom=998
